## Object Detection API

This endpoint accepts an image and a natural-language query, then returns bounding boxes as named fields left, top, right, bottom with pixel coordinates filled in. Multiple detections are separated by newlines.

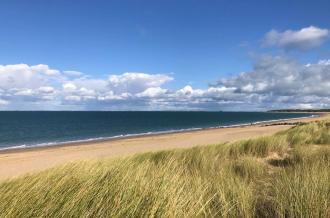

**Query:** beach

left=0, top=113, right=328, bottom=180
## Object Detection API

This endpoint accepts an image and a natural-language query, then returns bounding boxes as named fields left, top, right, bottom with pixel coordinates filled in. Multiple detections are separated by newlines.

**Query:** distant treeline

left=269, top=109, right=330, bottom=112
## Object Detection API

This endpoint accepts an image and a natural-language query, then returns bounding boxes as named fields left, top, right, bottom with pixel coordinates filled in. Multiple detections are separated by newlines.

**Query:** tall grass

left=264, top=147, right=330, bottom=217
left=0, top=120, right=329, bottom=217
left=284, top=121, right=330, bottom=146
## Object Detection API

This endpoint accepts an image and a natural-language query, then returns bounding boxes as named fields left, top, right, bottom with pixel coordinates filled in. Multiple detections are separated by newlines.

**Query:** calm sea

left=0, top=111, right=313, bottom=150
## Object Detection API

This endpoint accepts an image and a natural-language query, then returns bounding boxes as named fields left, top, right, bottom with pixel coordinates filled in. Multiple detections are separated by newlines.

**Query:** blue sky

left=0, top=0, right=330, bottom=110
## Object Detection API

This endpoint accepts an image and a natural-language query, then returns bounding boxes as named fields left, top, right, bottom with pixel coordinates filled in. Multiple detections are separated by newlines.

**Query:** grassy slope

left=0, top=121, right=329, bottom=217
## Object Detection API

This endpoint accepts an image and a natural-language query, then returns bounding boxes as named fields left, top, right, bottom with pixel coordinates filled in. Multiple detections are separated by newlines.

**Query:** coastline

left=0, top=113, right=318, bottom=153
left=0, top=113, right=328, bottom=180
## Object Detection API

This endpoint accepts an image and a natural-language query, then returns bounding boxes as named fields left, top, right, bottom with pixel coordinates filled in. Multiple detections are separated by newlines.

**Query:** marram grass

left=0, top=121, right=329, bottom=217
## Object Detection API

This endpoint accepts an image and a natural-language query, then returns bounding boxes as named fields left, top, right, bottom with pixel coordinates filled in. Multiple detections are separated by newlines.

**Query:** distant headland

left=269, top=109, right=330, bottom=112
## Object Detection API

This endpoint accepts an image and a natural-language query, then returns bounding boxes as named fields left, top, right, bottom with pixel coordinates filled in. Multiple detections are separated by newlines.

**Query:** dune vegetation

left=0, top=120, right=329, bottom=217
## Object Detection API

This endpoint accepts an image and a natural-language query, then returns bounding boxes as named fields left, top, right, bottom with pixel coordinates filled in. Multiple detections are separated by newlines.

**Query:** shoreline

left=0, top=113, right=328, bottom=180
left=0, top=114, right=318, bottom=153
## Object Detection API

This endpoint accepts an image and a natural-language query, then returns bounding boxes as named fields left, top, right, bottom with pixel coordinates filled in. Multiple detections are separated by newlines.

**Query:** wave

left=0, top=114, right=317, bottom=152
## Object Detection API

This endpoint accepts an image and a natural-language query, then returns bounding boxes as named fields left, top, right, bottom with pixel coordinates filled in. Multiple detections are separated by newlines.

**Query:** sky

left=0, top=0, right=330, bottom=110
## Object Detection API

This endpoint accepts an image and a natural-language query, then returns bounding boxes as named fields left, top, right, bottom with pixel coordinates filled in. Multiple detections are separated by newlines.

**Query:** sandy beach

left=0, top=114, right=328, bottom=181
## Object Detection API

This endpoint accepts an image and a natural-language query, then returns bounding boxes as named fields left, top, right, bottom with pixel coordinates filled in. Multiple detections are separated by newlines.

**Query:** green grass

left=0, top=120, right=329, bottom=217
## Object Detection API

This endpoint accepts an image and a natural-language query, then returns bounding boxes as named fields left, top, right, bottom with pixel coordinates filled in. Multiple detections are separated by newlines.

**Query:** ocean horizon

left=0, top=111, right=314, bottom=150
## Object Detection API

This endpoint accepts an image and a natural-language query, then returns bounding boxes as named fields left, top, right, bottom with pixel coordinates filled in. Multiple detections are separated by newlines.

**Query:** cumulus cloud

left=0, top=64, right=176, bottom=110
left=136, top=87, right=168, bottom=98
left=0, top=59, right=330, bottom=110
left=108, top=72, right=173, bottom=94
left=262, top=26, right=329, bottom=50
left=0, top=64, right=60, bottom=90
left=212, top=56, right=330, bottom=109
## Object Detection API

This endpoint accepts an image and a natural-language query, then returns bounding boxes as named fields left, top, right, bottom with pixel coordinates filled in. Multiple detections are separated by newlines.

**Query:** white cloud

left=0, top=99, right=9, bottom=106
left=78, top=87, right=96, bottom=96
left=63, top=70, right=84, bottom=77
left=263, top=26, right=329, bottom=50
left=136, top=87, right=168, bottom=98
left=98, top=91, right=123, bottom=101
left=63, top=83, right=77, bottom=92
left=38, top=86, right=55, bottom=94
left=1, top=60, right=330, bottom=110
left=0, top=66, right=175, bottom=109
left=67, top=79, right=108, bottom=92
left=0, top=64, right=60, bottom=90
left=108, top=72, right=173, bottom=94
left=212, top=56, right=330, bottom=109
left=30, top=64, right=60, bottom=76
left=14, top=89, right=35, bottom=96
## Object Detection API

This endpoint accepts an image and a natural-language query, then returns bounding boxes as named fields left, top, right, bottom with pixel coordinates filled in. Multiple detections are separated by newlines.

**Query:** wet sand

left=0, top=113, right=328, bottom=180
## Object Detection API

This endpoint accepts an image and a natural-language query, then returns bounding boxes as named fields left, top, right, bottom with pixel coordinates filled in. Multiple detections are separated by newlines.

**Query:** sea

left=0, top=111, right=315, bottom=150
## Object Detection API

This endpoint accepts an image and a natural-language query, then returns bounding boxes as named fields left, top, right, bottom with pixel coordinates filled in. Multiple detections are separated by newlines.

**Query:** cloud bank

left=262, top=26, right=329, bottom=50
left=0, top=57, right=330, bottom=110
left=212, top=56, right=330, bottom=109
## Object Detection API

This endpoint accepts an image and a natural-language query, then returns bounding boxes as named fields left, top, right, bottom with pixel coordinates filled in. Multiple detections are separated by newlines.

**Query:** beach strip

left=0, top=113, right=328, bottom=180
